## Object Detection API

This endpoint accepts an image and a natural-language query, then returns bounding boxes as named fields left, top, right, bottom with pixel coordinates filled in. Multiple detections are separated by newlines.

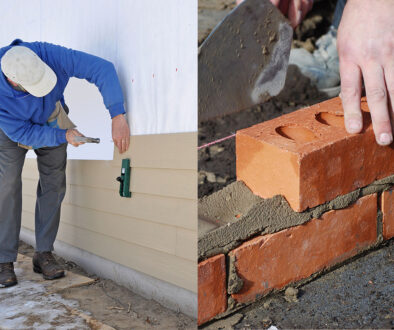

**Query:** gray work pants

left=0, top=129, right=67, bottom=263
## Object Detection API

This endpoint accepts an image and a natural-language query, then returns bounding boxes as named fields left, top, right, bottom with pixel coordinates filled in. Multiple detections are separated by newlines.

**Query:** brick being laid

left=229, top=194, right=377, bottom=304
left=236, top=97, right=394, bottom=212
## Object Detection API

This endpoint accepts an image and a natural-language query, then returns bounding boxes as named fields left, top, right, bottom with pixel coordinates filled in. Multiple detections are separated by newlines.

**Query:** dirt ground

left=198, top=0, right=337, bottom=198
left=16, top=240, right=196, bottom=330
left=203, top=240, right=394, bottom=329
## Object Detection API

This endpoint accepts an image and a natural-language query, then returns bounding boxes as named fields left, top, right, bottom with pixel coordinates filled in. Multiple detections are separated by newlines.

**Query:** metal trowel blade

left=198, top=0, right=293, bottom=122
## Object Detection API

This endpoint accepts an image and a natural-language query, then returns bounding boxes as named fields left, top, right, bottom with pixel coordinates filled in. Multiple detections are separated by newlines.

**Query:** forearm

left=0, top=120, right=67, bottom=148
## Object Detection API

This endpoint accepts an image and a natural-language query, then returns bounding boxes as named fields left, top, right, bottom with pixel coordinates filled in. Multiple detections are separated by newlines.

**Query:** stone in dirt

left=206, top=171, right=217, bottom=183
left=284, top=287, right=299, bottom=303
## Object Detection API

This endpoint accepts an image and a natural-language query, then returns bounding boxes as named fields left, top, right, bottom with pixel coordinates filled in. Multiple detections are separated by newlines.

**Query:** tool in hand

left=74, top=136, right=101, bottom=144
left=198, top=0, right=293, bottom=122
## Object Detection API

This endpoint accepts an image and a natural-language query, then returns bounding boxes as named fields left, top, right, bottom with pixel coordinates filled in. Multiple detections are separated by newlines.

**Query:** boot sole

left=0, top=280, right=18, bottom=288
left=33, top=265, right=65, bottom=280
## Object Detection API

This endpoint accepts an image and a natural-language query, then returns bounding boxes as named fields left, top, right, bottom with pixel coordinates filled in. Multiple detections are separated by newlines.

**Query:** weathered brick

left=198, top=254, right=227, bottom=325
left=230, top=194, right=377, bottom=304
left=237, top=97, right=394, bottom=211
left=382, top=189, right=394, bottom=240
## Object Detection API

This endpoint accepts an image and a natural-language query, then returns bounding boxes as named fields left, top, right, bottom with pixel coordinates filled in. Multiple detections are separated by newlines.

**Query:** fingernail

left=346, top=119, right=362, bottom=133
left=296, top=10, right=302, bottom=25
left=379, top=133, right=393, bottom=145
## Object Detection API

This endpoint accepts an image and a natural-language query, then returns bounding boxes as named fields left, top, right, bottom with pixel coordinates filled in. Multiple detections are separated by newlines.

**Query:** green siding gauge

left=116, top=158, right=132, bottom=198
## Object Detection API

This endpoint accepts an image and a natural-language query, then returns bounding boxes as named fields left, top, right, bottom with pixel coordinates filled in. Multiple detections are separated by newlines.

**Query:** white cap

left=1, top=46, right=57, bottom=97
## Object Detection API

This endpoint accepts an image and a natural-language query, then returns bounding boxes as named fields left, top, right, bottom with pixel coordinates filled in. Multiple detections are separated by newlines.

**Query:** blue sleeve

left=0, top=111, right=67, bottom=147
left=39, top=42, right=126, bottom=118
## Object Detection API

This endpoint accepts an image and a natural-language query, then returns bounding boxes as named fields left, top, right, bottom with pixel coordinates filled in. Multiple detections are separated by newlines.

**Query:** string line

left=198, top=133, right=236, bottom=150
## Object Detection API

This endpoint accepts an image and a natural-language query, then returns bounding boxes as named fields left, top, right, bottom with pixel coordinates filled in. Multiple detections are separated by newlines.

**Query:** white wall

left=0, top=0, right=197, bottom=159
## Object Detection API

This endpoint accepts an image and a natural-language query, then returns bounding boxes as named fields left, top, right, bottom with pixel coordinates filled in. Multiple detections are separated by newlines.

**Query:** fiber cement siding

left=21, top=132, right=197, bottom=293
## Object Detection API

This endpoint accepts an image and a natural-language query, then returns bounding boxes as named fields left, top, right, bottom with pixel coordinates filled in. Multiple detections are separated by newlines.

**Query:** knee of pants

left=39, top=170, right=66, bottom=193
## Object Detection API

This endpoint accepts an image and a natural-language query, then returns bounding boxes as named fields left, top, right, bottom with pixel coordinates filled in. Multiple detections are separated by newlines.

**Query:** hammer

left=74, top=136, right=101, bottom=144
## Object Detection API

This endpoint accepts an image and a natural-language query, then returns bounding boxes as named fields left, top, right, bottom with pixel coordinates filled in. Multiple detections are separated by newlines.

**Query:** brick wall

left=198, top=97, right=393, bottom=325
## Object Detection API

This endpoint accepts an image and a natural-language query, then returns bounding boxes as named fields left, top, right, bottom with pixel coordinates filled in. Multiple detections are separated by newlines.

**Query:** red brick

left=198, top=254, right=227, bottom=325
left=230, top=194, right=377, bottom=304
left=382, top=189, right=394, bottom=240
left=236, top=97, right=394, bottom=211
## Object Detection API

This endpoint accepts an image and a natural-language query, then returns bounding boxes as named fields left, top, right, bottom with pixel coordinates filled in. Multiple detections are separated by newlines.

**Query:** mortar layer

left=198, top=175, right=394, bottom=260
left=227, top=254, right=244, bottom=295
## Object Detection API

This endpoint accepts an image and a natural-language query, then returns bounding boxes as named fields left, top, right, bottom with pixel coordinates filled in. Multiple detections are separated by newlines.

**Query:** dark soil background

left=198, top=0, right=338, bottom=198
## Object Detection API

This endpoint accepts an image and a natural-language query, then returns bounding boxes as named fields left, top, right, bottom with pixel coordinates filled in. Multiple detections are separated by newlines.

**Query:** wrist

left=108, top=103, right=126, bottom=118
left=57, top=129, right=68, bottom=144
left=112, top=114, right=125, bottom=121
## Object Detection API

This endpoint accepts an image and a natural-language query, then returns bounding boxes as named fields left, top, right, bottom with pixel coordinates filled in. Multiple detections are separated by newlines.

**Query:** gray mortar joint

left=199, top=175, right=394, bottom=318
left=199, top=175, right=394, bottom=261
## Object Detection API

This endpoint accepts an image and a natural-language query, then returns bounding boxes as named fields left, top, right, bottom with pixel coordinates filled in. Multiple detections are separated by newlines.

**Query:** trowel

left=198, top=0, right=293, bottom=122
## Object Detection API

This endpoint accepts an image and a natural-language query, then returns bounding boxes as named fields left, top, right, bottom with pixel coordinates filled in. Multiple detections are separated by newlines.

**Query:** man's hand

left=338, top=0, right=394, bottom=146
left=66, top=129, right=85, bottom=147
left=236, top=0, right=313, bottom=28
left=112, top=114, right=130, bottom=154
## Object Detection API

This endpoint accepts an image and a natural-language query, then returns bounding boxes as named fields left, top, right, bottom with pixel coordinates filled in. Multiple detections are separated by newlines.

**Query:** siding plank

left=22, top=188, right=196, bottom=231
left=22, top=203, right=179, bottom=256
left=176, top=228, right=197, bottom=261
left=22, top=132, right=197, bottom=171
left=66, top=185, right=197, bottom=230
left=67, top=162, right=197, bottom=199
left=114, top=132, right=197, bottom=170
left=22, top=160, right=197, bottom=200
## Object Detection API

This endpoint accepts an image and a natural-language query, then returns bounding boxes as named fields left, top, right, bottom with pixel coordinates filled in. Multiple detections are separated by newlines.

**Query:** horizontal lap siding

left=22, top=179, right=196, bottom=230
left=21, top=132, right=197, bottom=293
left=23, top=164, right=196, bottom=200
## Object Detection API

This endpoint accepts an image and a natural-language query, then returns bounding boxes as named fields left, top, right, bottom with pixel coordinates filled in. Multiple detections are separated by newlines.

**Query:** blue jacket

left=0, top=39, right=125, bottom=147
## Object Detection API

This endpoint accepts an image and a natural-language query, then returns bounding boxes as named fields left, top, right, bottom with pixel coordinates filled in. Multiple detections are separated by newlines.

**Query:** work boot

left=33, top=251, right=65, bottom=280
left=289, top=26, right=340, bottom=97
left=0, top=262, right=18, bottom=288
